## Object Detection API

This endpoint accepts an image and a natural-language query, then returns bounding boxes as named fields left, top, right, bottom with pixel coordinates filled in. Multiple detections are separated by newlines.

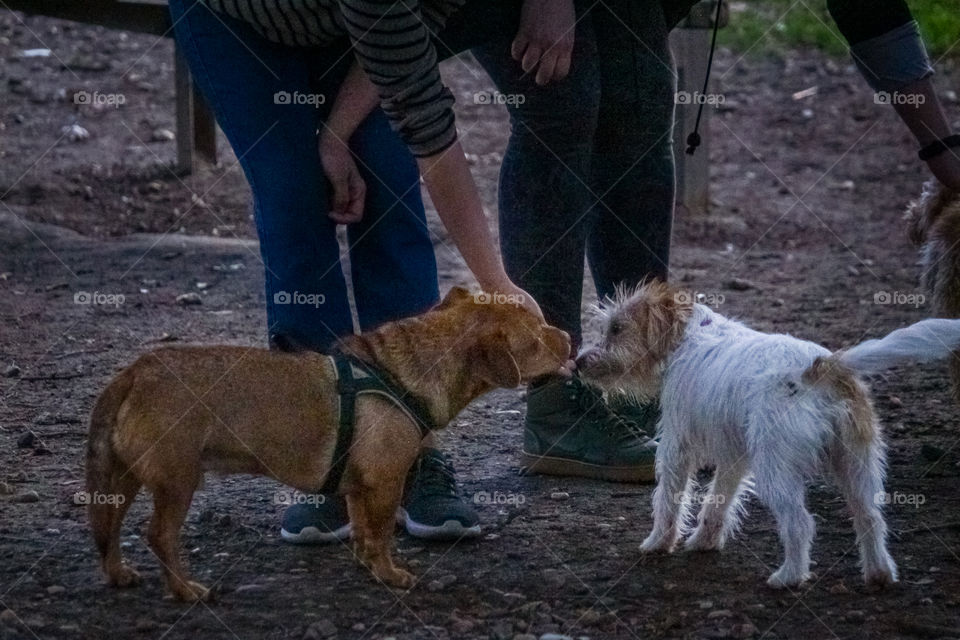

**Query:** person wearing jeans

left=168, top=0, right=678, bottom=543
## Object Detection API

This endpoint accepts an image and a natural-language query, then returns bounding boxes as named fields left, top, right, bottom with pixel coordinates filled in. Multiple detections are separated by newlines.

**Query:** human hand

left=319, top=134, right=366, bottom=224
left=511, top=0, right=576, bottom=86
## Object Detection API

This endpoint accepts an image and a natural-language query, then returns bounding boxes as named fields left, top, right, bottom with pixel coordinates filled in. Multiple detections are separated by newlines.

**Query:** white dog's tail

left=835, top=318, right=960, bottom=375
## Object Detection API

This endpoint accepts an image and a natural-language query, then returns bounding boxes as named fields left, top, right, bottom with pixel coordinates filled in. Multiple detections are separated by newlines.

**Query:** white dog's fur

left=578, top=281, right=960, bottom=588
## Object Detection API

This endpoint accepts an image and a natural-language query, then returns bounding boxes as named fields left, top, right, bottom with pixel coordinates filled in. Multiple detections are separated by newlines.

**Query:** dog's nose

left=575, top=350, right=597, bottom=369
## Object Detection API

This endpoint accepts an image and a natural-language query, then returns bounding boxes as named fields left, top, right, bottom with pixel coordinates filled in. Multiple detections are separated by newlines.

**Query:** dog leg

left=685, top=462, right=748, bottom=552
left=832, top=439, right=897, bottom=587
left=95, top=472, right=142, bottom=588
left=147, top=484, right=210, bottom=602
left=757, top=474, right=815, bottom=589
left=346, top=493, right=372, bottom=566
left=641, top=435, right=691, bottom=554
left=352, top=481, right=413, bottom=589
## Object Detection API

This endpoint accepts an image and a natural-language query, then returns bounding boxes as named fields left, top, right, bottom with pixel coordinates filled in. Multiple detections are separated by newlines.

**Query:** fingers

left=513, top=36, right=574, bottom=86
left=535, top=52, right=557, bottom=86
left=520, top=44, right=543, bottom=75
left=511, top=35, right=528, bottom=62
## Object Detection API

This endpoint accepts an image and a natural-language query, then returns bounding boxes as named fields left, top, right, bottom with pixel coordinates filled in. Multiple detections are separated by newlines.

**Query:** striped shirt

left=203, top=0, right=465, bottom=157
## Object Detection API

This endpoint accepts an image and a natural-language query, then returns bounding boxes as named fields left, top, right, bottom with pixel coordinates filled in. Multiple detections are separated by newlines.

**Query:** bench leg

left=173, top=42, right=218, bottom=175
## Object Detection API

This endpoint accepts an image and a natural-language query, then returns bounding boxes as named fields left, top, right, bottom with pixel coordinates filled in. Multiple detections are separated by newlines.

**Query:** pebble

left=844, top=610, right=866, bottom=624
left=303, top=619, right=337, bottom=639
left=3, top=364, right=20, bottom=378
left=550, top=491, right=570, bottom=501
left=17, top=431, right=37, bottom=448
left=707, top=609, right=733, bottom=619
left=426, top=574, right=457, bottom=592
left=828, top=582, right=849, bottom=595
left=0, top=482, right=12, bottom=495
left=9, top=491, right=40, bottom=503
left=45, top=585, right=66, bottom=595
left=351, top=623, right=366, bottom=632
left=888, top=395, right=903, bottom=408
left=151, top=128, right=175, bottom=142
left=60, top=124, right=90, bottom=142
left=539, top=634, right=573, bottom=640
left=176, top=292, right=203, bottom=306
left=0, top=609, right=17, bottom=625
left=724, top=278, right=755, bottom=291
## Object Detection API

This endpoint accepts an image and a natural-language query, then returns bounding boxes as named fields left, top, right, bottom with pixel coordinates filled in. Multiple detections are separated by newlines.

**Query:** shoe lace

left=411, top=451, right=459, bottom=499
left=569, top=377, right=649, bottom=442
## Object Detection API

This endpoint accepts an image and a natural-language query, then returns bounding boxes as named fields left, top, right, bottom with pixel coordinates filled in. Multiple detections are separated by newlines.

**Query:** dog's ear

left=472, top=331, right=522, bottom=388
left=438, top=286, right=473, bottom=309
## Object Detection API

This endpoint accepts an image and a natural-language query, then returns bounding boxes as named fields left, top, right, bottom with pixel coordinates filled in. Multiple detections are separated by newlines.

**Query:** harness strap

left=319, top=355, right=435, bottom=494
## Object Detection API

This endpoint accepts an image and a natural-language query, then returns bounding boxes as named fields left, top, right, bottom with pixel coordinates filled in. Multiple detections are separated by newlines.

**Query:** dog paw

left=766, top=568, right=811, bottom=589
left=640, top=533, right=676, bottom=554
left=172, top=581, right=213, bottom=603
left=378, top=567, right=415, bottom=590
left=684, top=533, right=721, bottom=552
left=864, top=566, right=897, bottom=589
left=107, top=564, right=142, bottom=588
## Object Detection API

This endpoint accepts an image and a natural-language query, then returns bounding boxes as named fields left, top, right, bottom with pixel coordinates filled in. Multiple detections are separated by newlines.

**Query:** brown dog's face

left=439, top=287, right=571, bottom=388
left=577, top=281, right=693, bottom=399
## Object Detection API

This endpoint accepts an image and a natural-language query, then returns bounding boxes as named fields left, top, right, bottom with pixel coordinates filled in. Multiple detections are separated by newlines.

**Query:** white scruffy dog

left=577, top=281, right=960, bottom=588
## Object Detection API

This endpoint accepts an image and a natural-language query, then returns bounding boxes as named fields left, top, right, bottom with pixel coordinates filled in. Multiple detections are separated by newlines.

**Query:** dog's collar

left=321, top=354, right=437, bottom=493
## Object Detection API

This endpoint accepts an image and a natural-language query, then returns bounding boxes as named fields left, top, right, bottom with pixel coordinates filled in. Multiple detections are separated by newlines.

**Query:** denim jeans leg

left=345, top=109, right=439, bottom=332
left=587, top=0, right=676, bottom=300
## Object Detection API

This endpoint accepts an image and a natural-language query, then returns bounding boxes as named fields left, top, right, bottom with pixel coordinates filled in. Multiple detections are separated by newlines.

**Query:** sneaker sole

left=519, top=453, right=656, bottom=483
left=280, top=523, right=352, bottom=545
left=398, top=508, right=482, bottom=541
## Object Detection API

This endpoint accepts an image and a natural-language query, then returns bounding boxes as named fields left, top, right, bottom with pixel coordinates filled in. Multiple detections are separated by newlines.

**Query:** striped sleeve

left=339, top=0, right=458, bottom=158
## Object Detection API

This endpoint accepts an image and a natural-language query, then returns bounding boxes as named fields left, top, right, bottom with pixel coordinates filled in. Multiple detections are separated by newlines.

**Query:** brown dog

left=86, top=287, right=570, bottom=601
left=905, top=180, right=960, bottom=403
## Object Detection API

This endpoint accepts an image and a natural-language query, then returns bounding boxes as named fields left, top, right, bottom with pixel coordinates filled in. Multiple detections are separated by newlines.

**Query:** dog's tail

left=86, top=367, right=135, bottom=558
left=832, top=318, right=960, bottom=375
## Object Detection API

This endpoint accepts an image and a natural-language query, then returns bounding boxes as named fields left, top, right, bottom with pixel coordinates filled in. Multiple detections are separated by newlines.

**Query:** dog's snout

left=575, top=349, right=599, bottom=369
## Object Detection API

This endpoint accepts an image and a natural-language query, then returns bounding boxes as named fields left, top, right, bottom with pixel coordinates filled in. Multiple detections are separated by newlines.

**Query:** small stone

left=707, top=609, right=733, bottom=619
left=151, top=128, right=175, bottom=142
left=539, top=634, right=573, bottom=640
left=233, top=584, right=262, bottom=593
left=9, top=490, right=40, bottom=503
left=724, top=278, right=755, bottom=291
left=0, top=609, right=17, bottom=624
left=46, top=585, right=66, bottom=595
left=135, top=618, right=158, bottom=632
left=3, top=364, right=20, bottom=378
left=176, top=292, right=202, bottom=306
left=17, top=431, right=36, bottom=448
left=60, top=124, right=90, bottom=142
left=426, top=574, right=457, bottom=592
left=303, top=619, right=337, bottom=639
left=351, top=622, right=366, bottom=632
left=698, top=600, right=714, bottom=609
left=845, top=610, right=866, bottom=624
left=550, top=491, right=570, bottom=501
left=888, top=396, right=903, bottom=408
left=0, top=482, right=13, bottom=495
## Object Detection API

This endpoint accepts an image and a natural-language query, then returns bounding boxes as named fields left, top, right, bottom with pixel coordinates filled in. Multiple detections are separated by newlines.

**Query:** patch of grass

left=719, top=0, right=960, bottom=59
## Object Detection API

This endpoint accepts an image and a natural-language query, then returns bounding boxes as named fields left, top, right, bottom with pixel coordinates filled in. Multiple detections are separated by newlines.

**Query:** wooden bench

left=4, top=0, right=724, bottom=211
left=4, top=0, right=217, bottom=174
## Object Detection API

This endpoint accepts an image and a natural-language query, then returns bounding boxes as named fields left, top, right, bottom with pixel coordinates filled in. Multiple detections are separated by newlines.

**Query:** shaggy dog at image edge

left=905, top=180, right=960, bottom=404
left=577, top=281, right=960, bottom=588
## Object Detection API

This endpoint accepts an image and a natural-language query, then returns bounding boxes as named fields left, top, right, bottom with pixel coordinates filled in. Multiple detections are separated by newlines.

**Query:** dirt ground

left=2, top=9, right=960, bottom=640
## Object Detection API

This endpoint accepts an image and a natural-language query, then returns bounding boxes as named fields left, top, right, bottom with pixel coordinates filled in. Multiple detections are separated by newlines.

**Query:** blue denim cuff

left=850, top=21, right=934, bottom=93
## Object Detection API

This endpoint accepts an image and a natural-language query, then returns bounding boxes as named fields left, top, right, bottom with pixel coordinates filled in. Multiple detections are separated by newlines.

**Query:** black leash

left=685, top=0, right=724, bottom=156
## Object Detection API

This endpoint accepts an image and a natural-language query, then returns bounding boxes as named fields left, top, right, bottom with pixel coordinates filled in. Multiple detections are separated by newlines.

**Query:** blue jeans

left=169, top=0, right=439, bottom=351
